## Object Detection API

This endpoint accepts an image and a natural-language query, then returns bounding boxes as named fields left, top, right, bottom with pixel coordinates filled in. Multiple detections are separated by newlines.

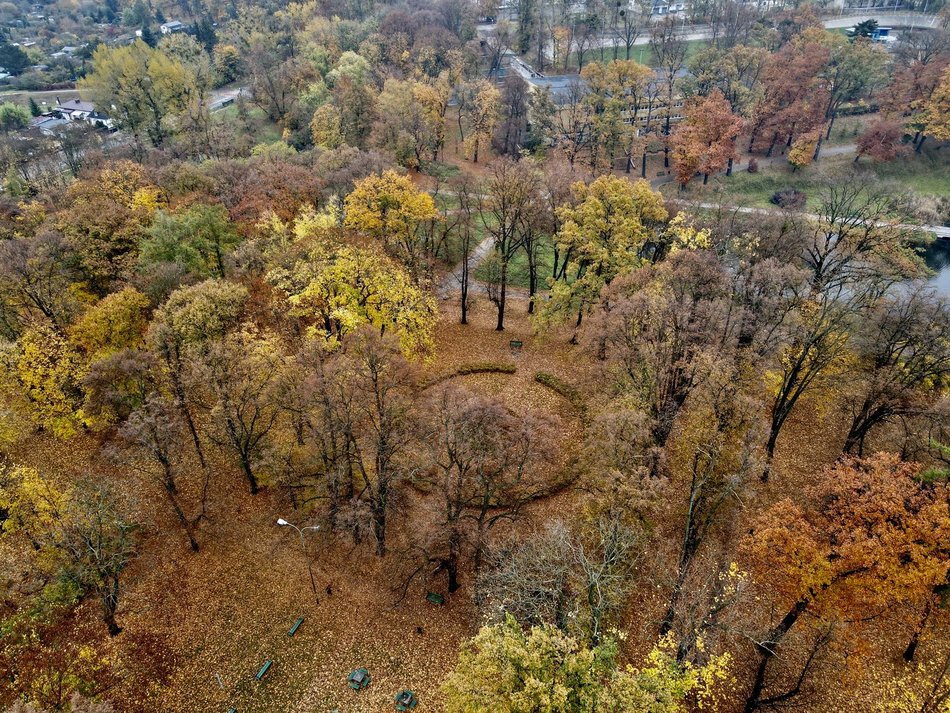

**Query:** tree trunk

left=904, top=597, right=934, bottom=662
left=825, top=113, right=836, bottom=140
left=916, top=135, right=926, bottom=153
left=744, top=598, right=811, bottom=712
left=373, top=506, right=387, bottom=556
left=727, top=157, right=734, bottom=176
left=240, top=453, right=259, bottom=495
left=496, top=258, right=508, bottom=331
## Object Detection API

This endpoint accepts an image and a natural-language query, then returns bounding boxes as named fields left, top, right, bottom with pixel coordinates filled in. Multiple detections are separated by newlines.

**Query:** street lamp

left=277, top=518, right=321, bottom=601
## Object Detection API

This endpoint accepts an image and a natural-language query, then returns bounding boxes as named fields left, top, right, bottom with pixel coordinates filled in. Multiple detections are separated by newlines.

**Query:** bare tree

left=844, top=289, right=950, bottom=455
left=414, top=386, right=554, bottom=593
left=480, top=159, right=542, bottom=331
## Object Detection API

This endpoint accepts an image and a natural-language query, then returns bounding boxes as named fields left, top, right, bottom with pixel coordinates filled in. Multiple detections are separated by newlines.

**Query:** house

left=53, top=98, right=115, bottom=129
left=30, top=113, right=70, bottom=135
left=160, top=20, right=186, bottom=34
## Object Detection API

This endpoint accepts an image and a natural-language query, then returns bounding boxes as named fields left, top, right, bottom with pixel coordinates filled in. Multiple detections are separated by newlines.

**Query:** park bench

left=509, top=340, right=523, bottom=353
left=426, top=591, right=444, bottom=605
left=288, top=617, right=304, bottom=637
left=255, top=659, right=273, bottom=681
left=395, top=690, right=418, bottom=711
left=348, top=668, right=371, bottom=690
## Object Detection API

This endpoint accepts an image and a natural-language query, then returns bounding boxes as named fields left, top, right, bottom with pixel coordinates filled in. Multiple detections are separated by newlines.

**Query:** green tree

left=0, top=102, right=30, bottom=132
left=80, top=41, right=198, bottom=148
left=141, top=204, right=241, bottom=278
left=0, top=42, right=30, bottom=75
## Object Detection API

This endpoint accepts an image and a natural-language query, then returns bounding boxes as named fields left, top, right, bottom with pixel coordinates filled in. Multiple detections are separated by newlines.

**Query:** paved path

left=683, top=200, right=950, bottom=239
left=543, top=11, right=940, bottom=59
left=438, top=235, right=497, bottom=298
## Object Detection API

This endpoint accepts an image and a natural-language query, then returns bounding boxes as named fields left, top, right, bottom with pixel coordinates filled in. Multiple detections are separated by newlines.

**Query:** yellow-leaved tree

left=2, top=323, right=86, bottom=438
left=541, top=175, right=668, bottom=330
left=443, top=615, right=729, bottom=712
left=343, top=170, right=437, bottom=272
left=81, top=40, right=199, bottom=149
left=69, top=287, right=150, bottom=362
left=271, top=236, right=437, bottom=357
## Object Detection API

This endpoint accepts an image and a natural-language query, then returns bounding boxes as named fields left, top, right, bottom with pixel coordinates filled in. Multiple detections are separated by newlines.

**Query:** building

left=160, top=20, right=186, bottom=34
left=52, top=98, right=114, bottom=129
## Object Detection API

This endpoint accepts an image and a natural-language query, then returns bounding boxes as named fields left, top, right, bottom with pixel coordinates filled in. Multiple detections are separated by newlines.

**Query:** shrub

left=534, top=371, right=586, bottom=420
left=770, top=188, right=806, bottom=210
left=747, top=158, right=759, bottom=173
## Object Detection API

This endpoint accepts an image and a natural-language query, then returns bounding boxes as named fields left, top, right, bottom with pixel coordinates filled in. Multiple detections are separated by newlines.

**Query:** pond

left=923, top=238, right=950, bottom=297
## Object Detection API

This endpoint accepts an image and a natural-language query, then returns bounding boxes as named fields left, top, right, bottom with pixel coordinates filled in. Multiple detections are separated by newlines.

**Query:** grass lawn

left=474, top=234, right=557, bottom=291
left=668, top=147, right=950, bottom=214
left=215, top=104, right=283, bottom=145
left=0, top=88, right=81, bottom=109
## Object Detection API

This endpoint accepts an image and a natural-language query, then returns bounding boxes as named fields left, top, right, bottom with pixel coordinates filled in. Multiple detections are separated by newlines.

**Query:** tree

left=749, top=34, right=829, bottom=157
left=855, top=119, right=910, bottom=163
left=149, top=279, right=249, bottom=469
left=650, top=17, right=688, bottom=168
left=740, top=455, right=949, bottom=711
left=479, top=158, right=542, bottom=330
left=479, top=513, right=643, bottom=645
left=918, top=66, right=950, bottom=152
left=81, top=41, right=199, bottom=149
left=589, top=250, right=730, bottom=459
left=0, top=103, right=30, bottom=133
left=58, top=161, right=161, bottom=295
left=0, top=42, right=30, bottom=75
left=848, top=19, right=878, bottom=39
left=195, top=327, right=285, bottom=495
left=70, top=287, right=150, bottom=362
left=141, top=204, right=241, bottom=279
left=414, top=386, right=552, bottom=593
left=815, top=31, right=888, bottom=142
left=669, top=89, right=744, bottom=187
left=116, top=395, right=203, bottom=551
left=213, top=44, right=242, bottom=84
left=343, top=169, right=438, bottom=274
left=373, top=78, right=448, bottom=167
left=336, top=330, right=417, bottom=556
left=310, top=104, right=343, bottom=149
left=443, top=615, right=729, bottom=712
left=541, top=175, right=668, bottom=331
left=0, top=231, right=81, bottom=337
left=5, top=322, right=86, bottom=438
left=273, top=235, right=437, bottom=357
left=843, top=289, right=950, bottom=455
left=0, top=469, right=139, bottom=637
left=463, top=79, right=500, bottom=163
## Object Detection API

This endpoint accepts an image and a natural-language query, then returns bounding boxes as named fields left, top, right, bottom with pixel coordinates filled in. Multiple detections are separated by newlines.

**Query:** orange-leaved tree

left=740, top=454, right=949, bottom=711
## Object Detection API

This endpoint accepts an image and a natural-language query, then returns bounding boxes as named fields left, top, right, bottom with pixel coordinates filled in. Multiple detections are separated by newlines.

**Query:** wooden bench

left=509, top=340, right=523, bottom=353
left=255, top=659, right=273, bottom=681
left=288, top=617, right=304, bottom=637
left=426, top=591, right=444, bottom=605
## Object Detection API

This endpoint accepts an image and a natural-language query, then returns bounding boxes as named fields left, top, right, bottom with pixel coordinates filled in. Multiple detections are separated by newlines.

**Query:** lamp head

left=276, top=518, right=289, bottom=526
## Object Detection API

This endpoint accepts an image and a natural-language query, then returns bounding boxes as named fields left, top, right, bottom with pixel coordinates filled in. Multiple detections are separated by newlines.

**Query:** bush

left=747, top=158, right=758, bottom=174
left=771, top=188, right=806, bottom=210
left=422, top=362, right=517, bottom=388
left=534, top=371, right=586, bottom=420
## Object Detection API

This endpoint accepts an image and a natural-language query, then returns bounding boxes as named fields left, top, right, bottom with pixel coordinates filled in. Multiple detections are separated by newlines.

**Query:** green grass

left=473, top=234, right=557, bottom=290
left=668, top=147, right=950, bottom=216
left=214, top=104, right=282, bottom=145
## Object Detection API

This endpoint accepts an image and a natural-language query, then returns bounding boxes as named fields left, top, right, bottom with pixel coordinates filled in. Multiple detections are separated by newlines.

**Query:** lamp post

left=277, top=518, right=321, bottom=601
